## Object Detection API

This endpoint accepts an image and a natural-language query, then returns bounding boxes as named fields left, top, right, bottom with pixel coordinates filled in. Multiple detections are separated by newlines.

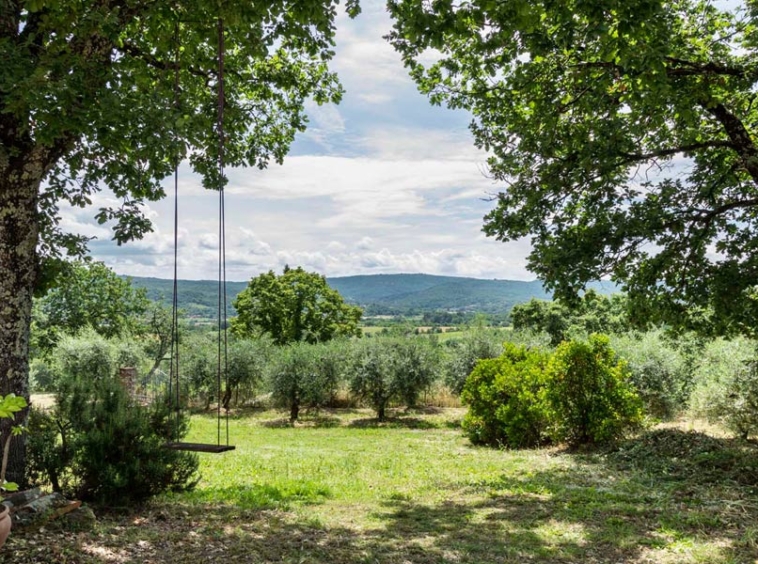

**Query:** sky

left=74, top=0, right=535, bottom=282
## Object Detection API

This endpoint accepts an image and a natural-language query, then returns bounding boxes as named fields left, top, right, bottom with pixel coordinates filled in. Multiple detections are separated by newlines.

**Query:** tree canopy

left=511, top=291, right=631, bottom=345
left=388, top=0, right=758, bottom=335
left=232, top=266, right=363, bottom=346
left=32, top=261, right=149, bottom=354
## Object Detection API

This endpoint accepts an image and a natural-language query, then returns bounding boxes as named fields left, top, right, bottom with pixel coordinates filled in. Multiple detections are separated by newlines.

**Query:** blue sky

left=74, top=0, right=534, bottom=282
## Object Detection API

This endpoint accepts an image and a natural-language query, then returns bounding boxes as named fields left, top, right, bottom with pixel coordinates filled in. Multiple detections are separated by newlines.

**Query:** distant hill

left=327, top=274, right=552, bottom=314
left=127, top=273, right=615, bottom=318
left=128, top=277, right=248, bottom=318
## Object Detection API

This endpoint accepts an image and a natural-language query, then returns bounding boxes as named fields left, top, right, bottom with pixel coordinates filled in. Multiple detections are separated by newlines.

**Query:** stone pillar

left=119, top=367, right=137, bottom=397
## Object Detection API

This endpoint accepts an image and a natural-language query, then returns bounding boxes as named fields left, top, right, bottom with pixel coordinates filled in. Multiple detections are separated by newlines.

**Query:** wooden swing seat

left=164, top=442, right=236, bottom=453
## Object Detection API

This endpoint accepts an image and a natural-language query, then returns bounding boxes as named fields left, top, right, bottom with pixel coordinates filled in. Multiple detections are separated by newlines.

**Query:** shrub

left=460, top=343, right=551, bottom=447
left=544, top=334, right=643, bottom=446
left=29, top=358, right=59, bottom=392
left=610, top=330, right=690, bottom=419
left=501, top=330, right=554, bottom=350
left=54, top=330, right=118, bottom=382
left=28, top=333, right=199, bottom=505
left=62, top=375, right=198, bottom=504
left=26, top=407, right=67, bottom=492
left=51, top=330, right=148, bottom=390
left=689, top=337, right=758, bottom=438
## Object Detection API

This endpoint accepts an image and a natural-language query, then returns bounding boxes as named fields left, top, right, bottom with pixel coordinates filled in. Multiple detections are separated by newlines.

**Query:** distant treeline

left=127, top=273, right=615, bottom=319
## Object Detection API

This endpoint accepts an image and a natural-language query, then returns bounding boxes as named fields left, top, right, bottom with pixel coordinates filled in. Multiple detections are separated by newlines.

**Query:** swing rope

left=168, top=18, right=181, bottom=441
left=216, top=15, right=231, bottom=447
left=165, top=15, right=234, bottom=454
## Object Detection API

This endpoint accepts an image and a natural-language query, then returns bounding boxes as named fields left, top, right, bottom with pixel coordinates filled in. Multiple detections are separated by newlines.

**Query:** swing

left=164, top=18, right=234, bottom=454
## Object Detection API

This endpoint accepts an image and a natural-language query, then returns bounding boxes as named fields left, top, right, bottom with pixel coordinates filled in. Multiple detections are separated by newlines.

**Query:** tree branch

left=704, top=102, right=758, bottom=184
left=694, top=197, right=758, bottom=224
left=617, top=140, right=734, bottom=164
left=572, top=58, right=756, bottom=80
left=117, top=41, right=214, bottom=80
left=665, top=57, right=756, bottom=78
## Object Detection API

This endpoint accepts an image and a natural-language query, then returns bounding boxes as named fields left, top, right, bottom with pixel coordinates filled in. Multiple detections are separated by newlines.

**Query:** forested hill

left=328, top=274, right=551, bottom=313
left=128, top=273, right=615, bottom=317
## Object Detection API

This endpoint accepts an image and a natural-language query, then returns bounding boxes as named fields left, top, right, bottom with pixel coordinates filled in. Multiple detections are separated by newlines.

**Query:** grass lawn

left=4, top=408, right=758, bottom=563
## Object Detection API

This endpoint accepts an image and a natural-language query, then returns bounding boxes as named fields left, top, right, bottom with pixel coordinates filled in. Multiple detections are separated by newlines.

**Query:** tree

left=1, top=0, right=358, bottom=483
left=232, top=266, right=363, bottom=345
left=511, top=292, right=631, bottom=345
left=32, top=261, right=149, bottom=356
left=349, top=336, right=439, bottom=421
left=511, top=300, right=570, bottom=347
left=268, top=340, right=346, bottom=422
left=140, top=301, right=175, bottom=382
left=443, top=328, right=504, bottom=395
left=388, top=0, right=758, bottom=334
left=225, top=337, right=272, bottom=407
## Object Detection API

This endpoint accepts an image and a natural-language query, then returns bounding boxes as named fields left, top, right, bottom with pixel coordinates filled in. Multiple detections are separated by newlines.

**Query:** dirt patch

left=29, top=394, right=55, bottom=410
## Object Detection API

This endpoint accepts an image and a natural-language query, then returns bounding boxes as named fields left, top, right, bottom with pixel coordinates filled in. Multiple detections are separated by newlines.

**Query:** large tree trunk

left=0, top=151, right=43, bottom=485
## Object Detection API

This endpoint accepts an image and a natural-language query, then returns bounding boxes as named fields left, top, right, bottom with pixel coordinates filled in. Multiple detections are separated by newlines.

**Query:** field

left=4, top=408, right=758, bottom=564
left=361, top=326, right=465, bottom=341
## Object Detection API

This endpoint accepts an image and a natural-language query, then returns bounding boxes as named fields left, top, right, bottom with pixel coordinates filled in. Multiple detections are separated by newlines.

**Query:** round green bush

left=544, top=334, right=643, bottom=446
left=461, top=343, right=551, bottom=448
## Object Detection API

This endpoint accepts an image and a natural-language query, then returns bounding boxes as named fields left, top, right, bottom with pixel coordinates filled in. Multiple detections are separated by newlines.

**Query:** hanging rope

left=216, top=16, right=231, bottom=447
left=168, top=19, right=182, bottom=441
left=163, top=14, right=234, bottom=454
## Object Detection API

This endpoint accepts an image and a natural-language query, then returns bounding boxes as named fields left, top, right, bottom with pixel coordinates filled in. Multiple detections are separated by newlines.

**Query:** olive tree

left=268, top=340, right=347, bottom=422
left=349, top=337, right=440, bottom=421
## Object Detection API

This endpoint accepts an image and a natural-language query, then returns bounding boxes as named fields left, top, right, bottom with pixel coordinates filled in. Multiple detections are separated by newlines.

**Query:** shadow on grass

left=599, top=428, right=758, bottom=486
left=6, top=429, right=758, bottom=564
left=259, top=415, right=349, bottom=428
left=348, top=416, right=439, bottom=430
left=404, top=406, right=444, bottom=415
left=443, top=418, right=462, bottom=429
left=260, top=418, right=294, bottom=428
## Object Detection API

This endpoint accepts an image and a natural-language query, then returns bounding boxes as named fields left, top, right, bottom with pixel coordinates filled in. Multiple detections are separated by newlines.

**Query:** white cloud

left=357, top=92, right=394, bottom=105
left=301, top=101, right=348, bottom=150
left=358, top=126, right=482, bottom=161
left=356, top=236, right=375, bottom=250
left=84, top=0, right=538, bottom=284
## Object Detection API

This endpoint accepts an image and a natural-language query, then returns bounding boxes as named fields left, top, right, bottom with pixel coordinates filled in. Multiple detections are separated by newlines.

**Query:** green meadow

left=6, top=408, right=758, bottom=564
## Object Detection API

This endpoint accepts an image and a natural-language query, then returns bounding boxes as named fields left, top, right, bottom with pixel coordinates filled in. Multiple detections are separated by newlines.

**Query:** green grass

left=5, top=409, right=758, bottom=563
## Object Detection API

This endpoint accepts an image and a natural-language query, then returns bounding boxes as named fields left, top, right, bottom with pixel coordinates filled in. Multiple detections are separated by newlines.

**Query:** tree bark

left=290, top=398, right=299, bottom=423
left=0, top=149, right=44, bottom=485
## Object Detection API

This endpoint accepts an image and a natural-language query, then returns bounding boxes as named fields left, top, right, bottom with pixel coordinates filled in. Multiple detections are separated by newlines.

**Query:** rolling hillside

left=328, top=274, right=553, bottom=313
left=128, top=273, right=615, bottom=317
